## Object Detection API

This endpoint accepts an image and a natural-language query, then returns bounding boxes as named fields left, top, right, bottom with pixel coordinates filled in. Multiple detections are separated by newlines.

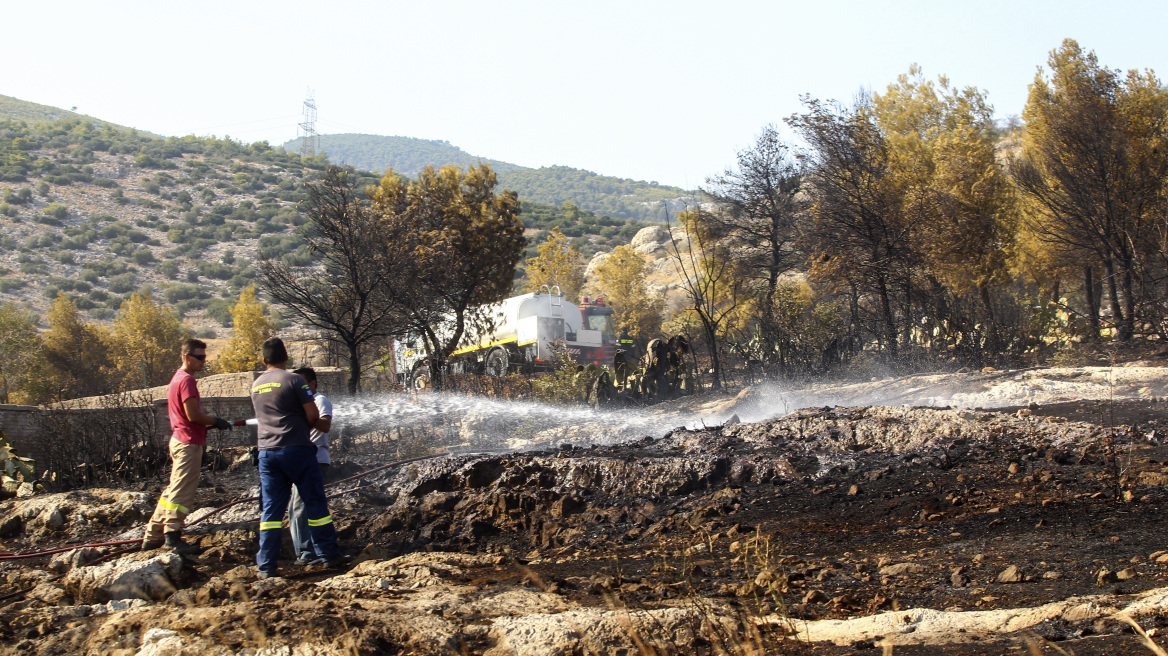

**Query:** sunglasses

left=187, top=353, right=207, bottom=361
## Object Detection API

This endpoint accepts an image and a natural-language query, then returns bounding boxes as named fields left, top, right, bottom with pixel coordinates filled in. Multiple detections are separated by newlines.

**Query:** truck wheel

left=409, top=365, right=431, bottom=392
left=485, top=348, right=509, bottom=377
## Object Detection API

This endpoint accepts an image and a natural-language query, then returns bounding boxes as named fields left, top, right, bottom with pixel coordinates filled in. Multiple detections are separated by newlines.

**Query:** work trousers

left=144, top=438, right=204, bottom=541
left=289, top=463, right=330, bottom=559
left=257, top=445, right=339, bottom=574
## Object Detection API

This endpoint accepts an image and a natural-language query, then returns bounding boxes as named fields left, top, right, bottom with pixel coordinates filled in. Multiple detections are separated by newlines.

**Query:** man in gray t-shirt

left=250, top=338, right=348, bottom=578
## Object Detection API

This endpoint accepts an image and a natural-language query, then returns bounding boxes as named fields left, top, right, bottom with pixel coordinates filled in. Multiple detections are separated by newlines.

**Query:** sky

left=3, top=0, right=1165, bottom=189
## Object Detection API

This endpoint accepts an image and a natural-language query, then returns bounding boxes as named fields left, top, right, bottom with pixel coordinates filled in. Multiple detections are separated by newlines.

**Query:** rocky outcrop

left=0, top=489, right=153, bottom=539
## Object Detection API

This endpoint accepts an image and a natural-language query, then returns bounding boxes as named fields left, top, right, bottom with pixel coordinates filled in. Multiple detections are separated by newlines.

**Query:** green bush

left=163, top=283, right=207, bottom=304
left=0, top=278, right=26, bottom=292
left=205, top=298, right=233, bottom=327
left=90, top=308, right=114, bottom=321
left=43, top=203, right=69, bottom=221
left=80, top=268, right=100, bottom=283
left=0, top=203, right=16, bottom=217
left=132, top=249, right=155, bottom=265
left=158, top=260, right=179, bottom=279
left=108, top=272, right=136, bottom=293
left=92, top=178, right=119, bottom=188
left=175, top=298, right=206, bottom=316
left=195, top=327, right=217, bottom=339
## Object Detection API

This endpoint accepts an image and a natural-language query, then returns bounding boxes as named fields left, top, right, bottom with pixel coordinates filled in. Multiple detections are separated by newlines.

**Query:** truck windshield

left=586, top=313, right=614, bottom=338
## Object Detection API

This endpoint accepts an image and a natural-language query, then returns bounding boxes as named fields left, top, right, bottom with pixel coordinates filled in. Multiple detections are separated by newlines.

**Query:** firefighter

left=667, top=335, right=692, bottom=396
left=640, top=338, right=670, bottom=402
left=613, top=349, right=630, bottom=389
left=618, top=327, right=637, bottom=361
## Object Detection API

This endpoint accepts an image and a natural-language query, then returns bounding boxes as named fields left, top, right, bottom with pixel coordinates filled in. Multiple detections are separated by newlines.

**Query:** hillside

left=288, top=133, right=522, bottom=176
left=0, top=94, right=145, bottom=134
left=282, top=132, right=694, bottom=222
left=0, top=117, right=656, bottom=334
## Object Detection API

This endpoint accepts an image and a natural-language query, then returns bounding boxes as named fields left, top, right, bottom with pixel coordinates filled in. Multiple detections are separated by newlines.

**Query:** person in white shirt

left=289, top=367, right=334, bottom=564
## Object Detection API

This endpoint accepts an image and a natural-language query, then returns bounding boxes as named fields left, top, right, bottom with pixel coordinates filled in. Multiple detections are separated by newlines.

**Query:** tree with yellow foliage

left=43, top=292, right=113, bottom=399
left=591, top=244, right=664, bottom=343
left=1012, top=39, right=1168, bottom=341
left=524, top=227, right=585, bottom=302
left=110, top=290, right=189, bottom=389
left=215, top=286, right=277, bottom=373
left=0, top=302, right=46, bottom=404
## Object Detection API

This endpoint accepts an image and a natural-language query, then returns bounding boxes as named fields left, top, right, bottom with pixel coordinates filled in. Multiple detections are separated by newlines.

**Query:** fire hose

left=0, top=453, right=440, bottom=562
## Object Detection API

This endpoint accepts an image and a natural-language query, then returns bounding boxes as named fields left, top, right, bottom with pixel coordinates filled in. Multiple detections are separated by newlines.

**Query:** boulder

left=61, top=552, right=183, bottom=603
left=583, top=251, right=611, bottom=279
left=629, top=225, right=669, bottom=250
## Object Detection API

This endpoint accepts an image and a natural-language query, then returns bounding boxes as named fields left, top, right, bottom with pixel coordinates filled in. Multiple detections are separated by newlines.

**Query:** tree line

left=665, top=40, right=1168, bottom=383
left=0, top=287, right=276, bottom=405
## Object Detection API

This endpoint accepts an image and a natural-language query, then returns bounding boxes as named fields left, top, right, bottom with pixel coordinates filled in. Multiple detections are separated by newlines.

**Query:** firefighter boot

left=164, top=531, right=202, bottom=555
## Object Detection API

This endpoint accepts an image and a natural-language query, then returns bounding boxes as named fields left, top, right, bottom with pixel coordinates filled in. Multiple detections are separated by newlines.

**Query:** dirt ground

left=5, top=370, right=1168, bottom=654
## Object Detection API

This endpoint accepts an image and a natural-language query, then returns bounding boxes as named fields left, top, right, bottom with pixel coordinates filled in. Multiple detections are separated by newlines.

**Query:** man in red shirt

left=142, top=338, right=232, bottom=553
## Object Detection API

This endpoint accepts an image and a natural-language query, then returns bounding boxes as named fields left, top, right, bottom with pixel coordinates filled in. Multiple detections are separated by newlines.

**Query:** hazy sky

left=4, top=0, right=1165, bottom=188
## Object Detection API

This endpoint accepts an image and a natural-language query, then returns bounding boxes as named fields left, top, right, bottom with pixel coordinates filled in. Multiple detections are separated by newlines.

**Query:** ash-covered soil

left=5, top=370, right=1168, bottom=654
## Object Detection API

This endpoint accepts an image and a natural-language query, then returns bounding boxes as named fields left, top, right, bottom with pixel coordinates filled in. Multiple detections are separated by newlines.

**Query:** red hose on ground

left=0, top=453, right=442, bottom=562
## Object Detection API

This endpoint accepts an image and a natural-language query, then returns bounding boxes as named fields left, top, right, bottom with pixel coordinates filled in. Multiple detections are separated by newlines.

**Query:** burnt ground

left=5, top=395, right=1168, bottom=654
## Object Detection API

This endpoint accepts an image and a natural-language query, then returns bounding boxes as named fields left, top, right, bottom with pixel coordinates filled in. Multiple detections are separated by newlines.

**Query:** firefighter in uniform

left=618, top=327, right=637, bottom=362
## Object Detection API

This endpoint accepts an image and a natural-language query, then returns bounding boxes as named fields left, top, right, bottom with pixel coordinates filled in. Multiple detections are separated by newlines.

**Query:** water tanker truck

left=392, top=286, right=616, bottom=389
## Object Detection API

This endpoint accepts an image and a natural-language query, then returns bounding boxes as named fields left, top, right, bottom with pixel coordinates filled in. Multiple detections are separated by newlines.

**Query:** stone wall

left=0, top=405, right=40, bottom=457
left=0, top=367, right=347, bottom=471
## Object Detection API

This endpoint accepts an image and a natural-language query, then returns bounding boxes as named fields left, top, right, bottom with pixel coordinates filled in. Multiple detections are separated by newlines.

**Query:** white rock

left=629, top=225, right=669, bottom=249
left=583, top=251, right=611, bottom=279
left=62, top=552, right=182, bottom=603
left=49, top=547, right=101, bottom=573
left=135, top=627, right=184, bottom=656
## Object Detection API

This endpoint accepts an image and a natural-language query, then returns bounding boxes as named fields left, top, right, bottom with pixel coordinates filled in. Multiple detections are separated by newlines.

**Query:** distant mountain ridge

left=282, top=133, right=692, bottom=222
left=0, top=94, right=149, bottom=135
left=286, top=133, right=522, bottom=177
left=0, top=95, right=689, bottom=223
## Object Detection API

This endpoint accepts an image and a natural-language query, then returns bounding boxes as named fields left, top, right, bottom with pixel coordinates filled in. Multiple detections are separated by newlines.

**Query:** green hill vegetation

left=288, top=133, right=522, bottom=177
left=282, top=133, right=693, bottom=222
left=0, top=94, right=145, bottom=134
left=0, top=115, right=657, bottom=333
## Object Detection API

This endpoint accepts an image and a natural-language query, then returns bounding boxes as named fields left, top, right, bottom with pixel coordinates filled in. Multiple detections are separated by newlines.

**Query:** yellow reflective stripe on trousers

left=158, top=497, right=189, bottom=514
left=259, top=521, right=282, bottom=530
left=306, top=515, right=332, bottom=527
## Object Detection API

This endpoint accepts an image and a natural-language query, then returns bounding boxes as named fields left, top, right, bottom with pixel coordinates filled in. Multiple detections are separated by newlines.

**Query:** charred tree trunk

left=1084, top=266, right=1101, bottom=341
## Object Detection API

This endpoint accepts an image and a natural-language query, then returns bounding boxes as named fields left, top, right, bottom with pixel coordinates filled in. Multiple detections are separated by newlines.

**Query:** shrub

left=90, top=308, right=114, bottom=320
left=195, top=327, right=217, bottom=339
left=205, top=298, right=233, bottom=327
left=43, top=203, right=69, bottom=221
left=175, top=298, right=206, bottom=316
left=132, top=249, right=155, bottom=265
left=0, top=278, right=26, bottom=292
left=0, top=204, right=16, bottom=217
left=80, top=268, right=100, bottom=283
left=158, top=260, right=179, bottom=279
left=93, top=178, right=119, bottom=188
left=108, top=272, right=137, bottom=293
